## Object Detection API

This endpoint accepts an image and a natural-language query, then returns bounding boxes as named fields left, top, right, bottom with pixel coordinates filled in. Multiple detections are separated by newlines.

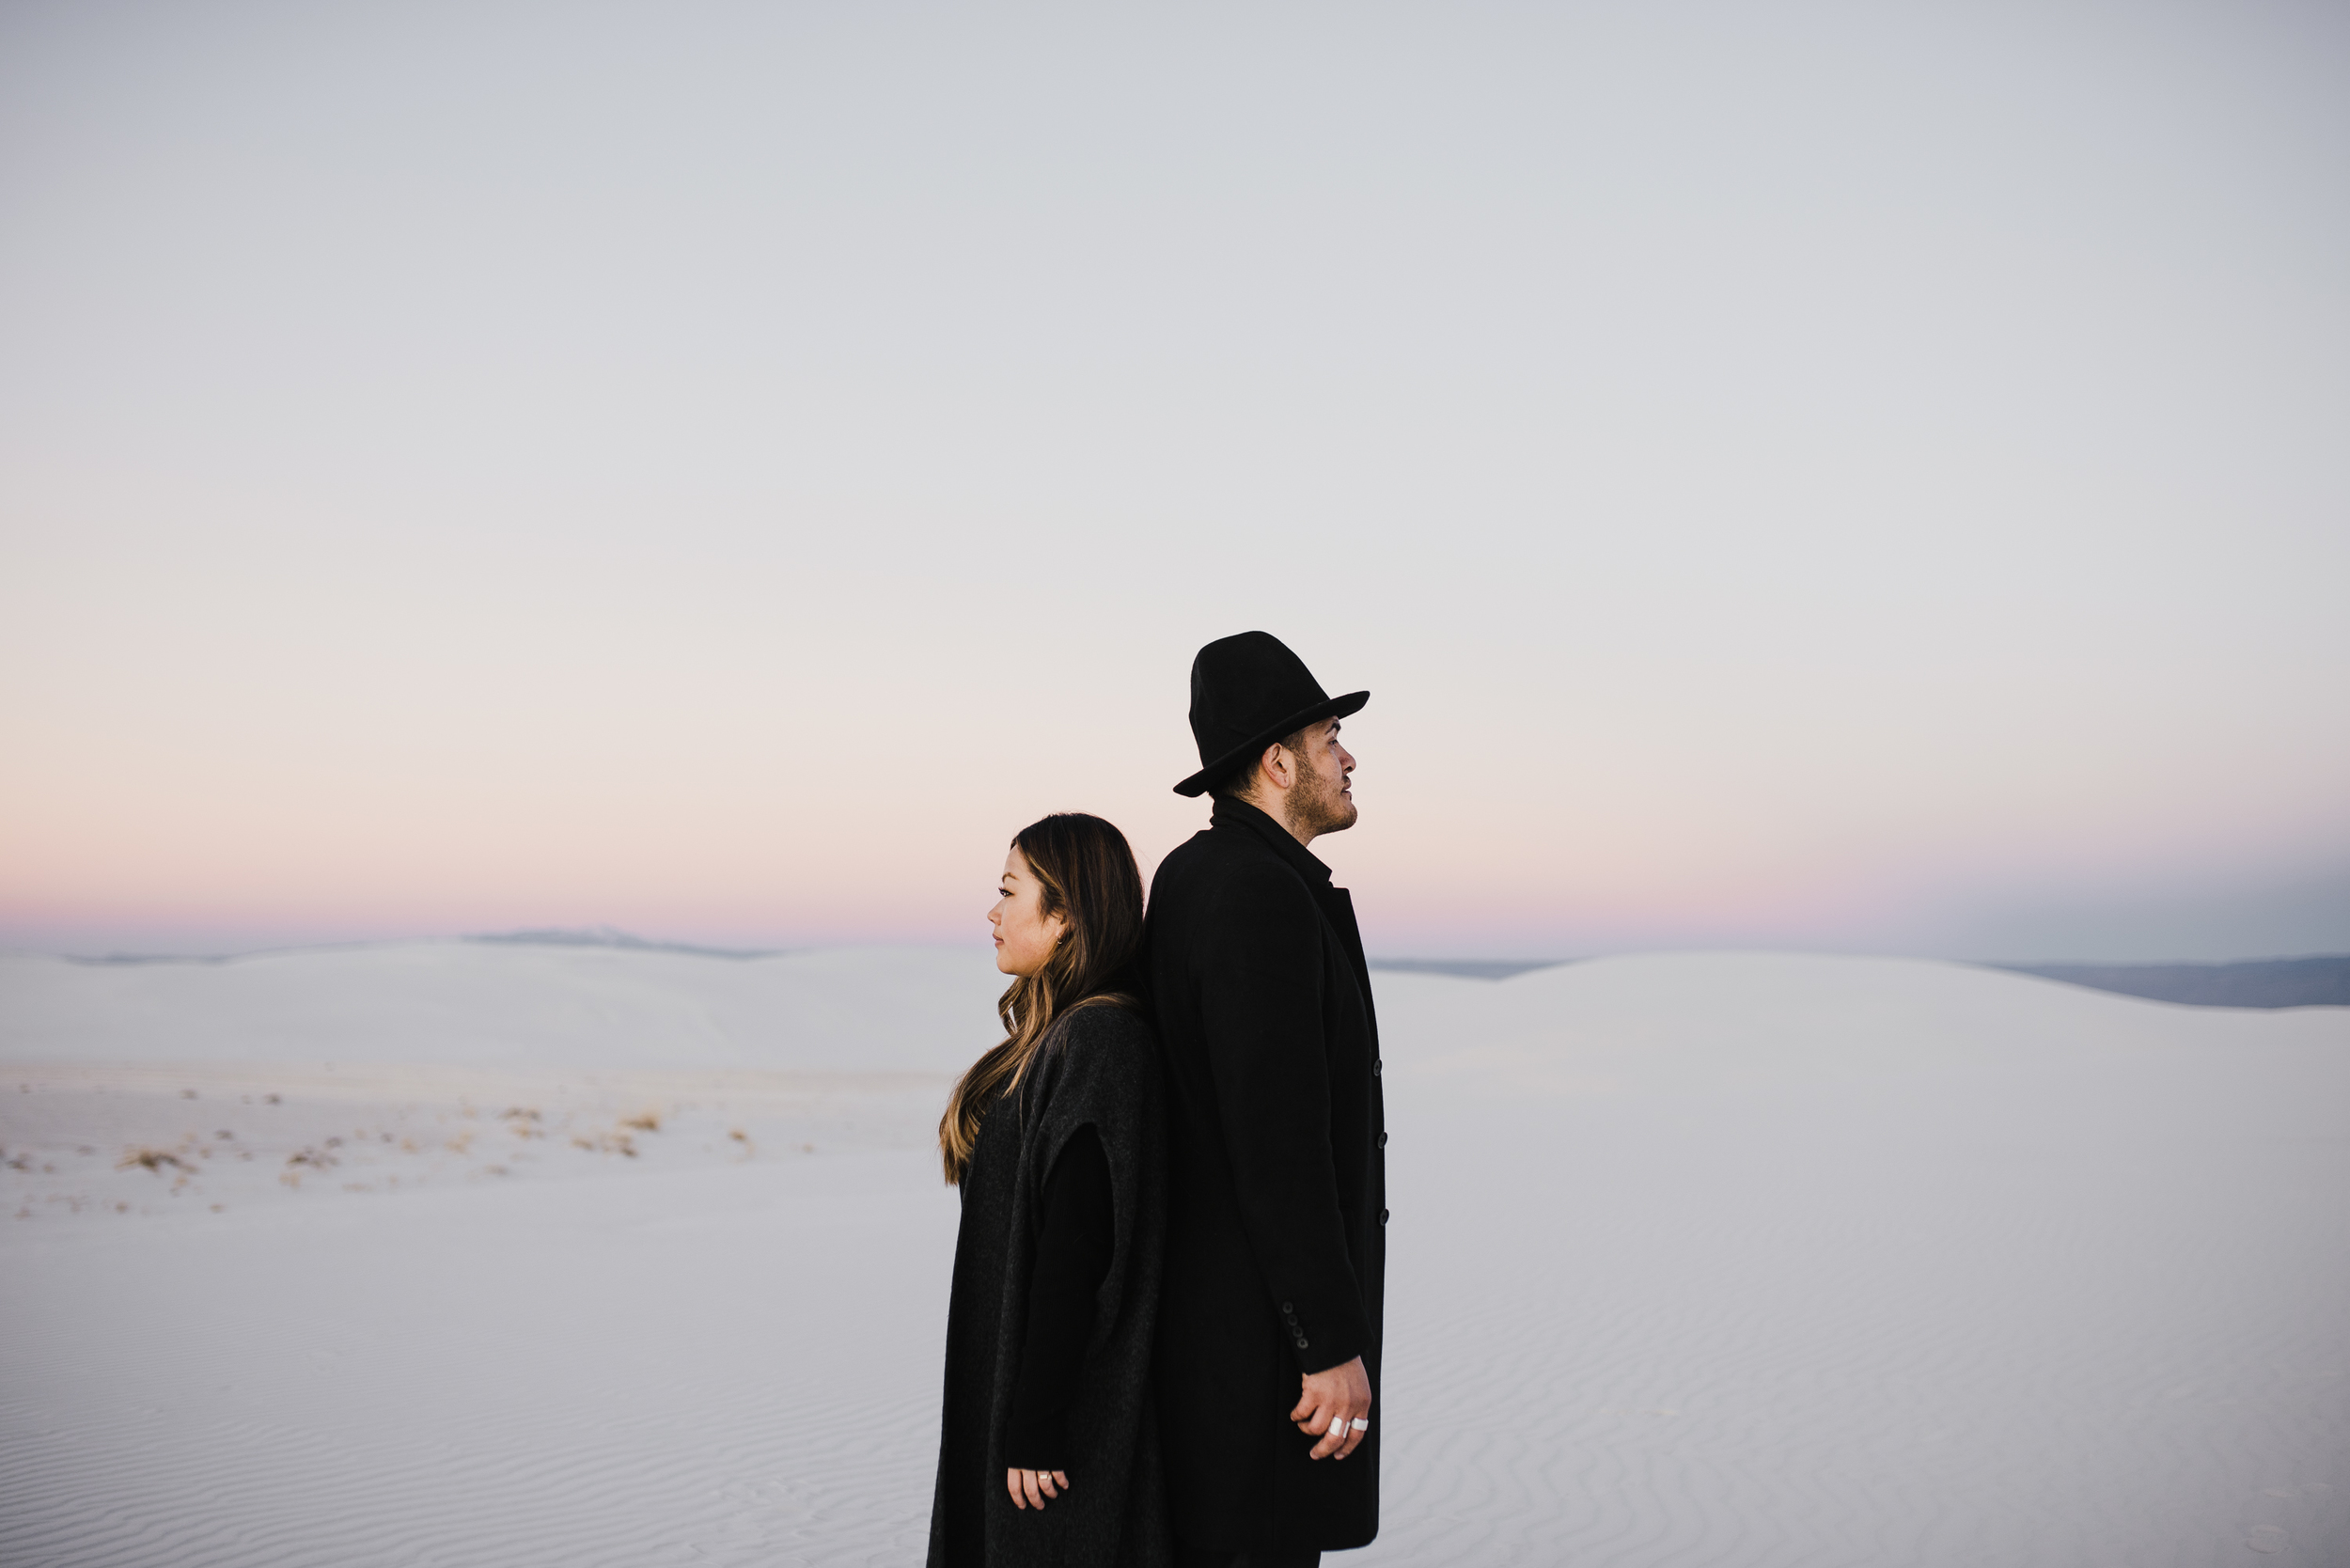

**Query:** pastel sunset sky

left=4, top=1, right=2346, bottom=961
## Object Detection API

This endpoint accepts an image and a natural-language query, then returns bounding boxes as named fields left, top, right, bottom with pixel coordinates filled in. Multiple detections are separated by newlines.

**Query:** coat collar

left=1210, top=794, right=1336, bottom=887
left=1208, top=794, right=1377, bottom=1034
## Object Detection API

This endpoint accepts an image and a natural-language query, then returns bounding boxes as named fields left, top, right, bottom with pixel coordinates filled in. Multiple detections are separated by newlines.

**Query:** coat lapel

left=1321, top=886, right=1378, bottom=1042
left=1211, top=797, right=1379, bottom=1042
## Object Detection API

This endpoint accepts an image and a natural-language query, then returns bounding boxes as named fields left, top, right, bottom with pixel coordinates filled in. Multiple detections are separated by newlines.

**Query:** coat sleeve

left=1192, top=865, right=1371, bottom=1373
left=1003, top=1124, right=1113, bottom=1470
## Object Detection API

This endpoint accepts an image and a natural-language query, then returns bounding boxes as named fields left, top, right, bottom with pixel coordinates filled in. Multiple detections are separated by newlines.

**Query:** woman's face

left=991, top=845, right=1067, bottom=978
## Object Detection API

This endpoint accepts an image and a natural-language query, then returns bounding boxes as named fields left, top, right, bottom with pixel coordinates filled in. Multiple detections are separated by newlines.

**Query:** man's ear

left=1259, top=742, right=1294, bottom=792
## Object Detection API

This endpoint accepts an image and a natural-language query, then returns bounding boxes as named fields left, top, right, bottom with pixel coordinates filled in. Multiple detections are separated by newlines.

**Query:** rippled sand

left=3, top=949, right=2345, bottom=1565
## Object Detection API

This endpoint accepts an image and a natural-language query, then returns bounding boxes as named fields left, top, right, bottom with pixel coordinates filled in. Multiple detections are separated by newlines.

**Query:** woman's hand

left=1291, top=1355, right=1372, bottom=1460
left=1007, top=1467, right=1072, bottom=1510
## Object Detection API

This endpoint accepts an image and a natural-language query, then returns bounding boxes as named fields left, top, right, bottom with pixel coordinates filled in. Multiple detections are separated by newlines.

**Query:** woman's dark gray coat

left=928, top=1002, right=1172, bottom=1568
left=1143, top=796, right=1387, bottom=1554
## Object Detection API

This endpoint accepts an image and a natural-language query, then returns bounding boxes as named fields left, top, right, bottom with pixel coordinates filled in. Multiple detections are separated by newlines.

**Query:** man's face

left=1286, top=719, right=1358, bottom=837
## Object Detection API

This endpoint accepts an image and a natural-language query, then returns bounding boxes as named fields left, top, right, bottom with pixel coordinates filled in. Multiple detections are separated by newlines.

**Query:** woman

left=928, top=812, right=1171, bottom=1568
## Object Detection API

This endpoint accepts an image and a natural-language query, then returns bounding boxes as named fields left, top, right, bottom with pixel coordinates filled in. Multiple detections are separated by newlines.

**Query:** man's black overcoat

left=1143, top=796, right=1386, bottom=1553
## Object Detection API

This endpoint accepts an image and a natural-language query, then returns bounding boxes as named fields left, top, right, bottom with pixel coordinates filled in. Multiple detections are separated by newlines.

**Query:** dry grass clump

left=619, top=1109, right=662, bottom=1133
left=118, top=1146, right=186, bottom=1172
left=279, top=1143, right=341, bottom=1189
left=572, top=1129, right=639, bottom=1157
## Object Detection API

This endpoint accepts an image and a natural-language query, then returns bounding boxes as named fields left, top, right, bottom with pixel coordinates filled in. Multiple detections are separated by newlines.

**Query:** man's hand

left=1006, top=1467, right=1071, bottom=1510
left=1290, top=1355, right=1371, bottom=1461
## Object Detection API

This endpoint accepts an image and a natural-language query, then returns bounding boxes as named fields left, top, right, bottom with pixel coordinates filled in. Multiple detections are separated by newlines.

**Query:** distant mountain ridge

left=1369, top=959, right=1569, bottom=980
left=1991, top=955, right=2350, bottom=1010
left=1371, top=954, right=2350, bottom=1009
left=463, top=926, right=783, bottom=960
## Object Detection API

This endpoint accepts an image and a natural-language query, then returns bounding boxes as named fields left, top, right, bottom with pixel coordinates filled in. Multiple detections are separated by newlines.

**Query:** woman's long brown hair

left=939, top=812, right=1144, bottom=1184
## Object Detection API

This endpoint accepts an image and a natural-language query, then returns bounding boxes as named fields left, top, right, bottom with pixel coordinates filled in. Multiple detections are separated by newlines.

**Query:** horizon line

left=6, top=925, right=2345, bottom=974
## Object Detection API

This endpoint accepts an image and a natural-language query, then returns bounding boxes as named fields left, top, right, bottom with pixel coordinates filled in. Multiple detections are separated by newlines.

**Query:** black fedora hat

left=1174, top=632, right=1369, bottom=797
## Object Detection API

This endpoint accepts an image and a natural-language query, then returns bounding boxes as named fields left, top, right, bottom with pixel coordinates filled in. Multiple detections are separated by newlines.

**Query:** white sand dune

left=0, top=942, right=1007, bottom=1072
left=3, top=947, right=2345, bottom=1566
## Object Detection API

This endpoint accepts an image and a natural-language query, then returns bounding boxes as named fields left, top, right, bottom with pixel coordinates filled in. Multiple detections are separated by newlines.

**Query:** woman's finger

left=1021, top=1469, right=1045, bottom=1509
left=1039, top=1470, right=1059, bottom=1500
left=1337, top=1415, right=1367, bottom=1460
left=1310, top=1407, right=1351, bottom=1459
left=1006, top=1469, right=1026, bottom=1509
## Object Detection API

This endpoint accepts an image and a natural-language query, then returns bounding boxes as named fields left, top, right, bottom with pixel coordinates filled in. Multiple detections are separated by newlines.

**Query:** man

left=1146, top=631, right=1386, bottom=1568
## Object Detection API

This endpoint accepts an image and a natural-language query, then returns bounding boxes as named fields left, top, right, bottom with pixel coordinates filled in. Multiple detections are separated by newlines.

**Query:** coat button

left=1373, top=1060, right=1383, bottom=1075
left=1281, top=1301, right=1293, bottom=1313
left=1381, top=1208, right=1390, bottom=1223
left=1378, top=1132, right=1387, bottom=1148
left=1296, top=1337, right=1309, bottom=1349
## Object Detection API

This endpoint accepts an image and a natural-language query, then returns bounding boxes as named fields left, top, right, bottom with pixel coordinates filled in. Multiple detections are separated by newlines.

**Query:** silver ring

left=1349, top=1417, right=1370, bottom=1431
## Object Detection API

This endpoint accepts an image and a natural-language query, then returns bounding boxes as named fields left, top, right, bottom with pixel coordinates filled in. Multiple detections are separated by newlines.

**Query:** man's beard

left=1285, top=749, right=1358, bottom=837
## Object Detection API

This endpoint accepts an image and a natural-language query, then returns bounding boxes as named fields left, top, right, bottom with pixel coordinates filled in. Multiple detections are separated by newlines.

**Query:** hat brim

left=1173, top=690, right=1370, bottom=797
